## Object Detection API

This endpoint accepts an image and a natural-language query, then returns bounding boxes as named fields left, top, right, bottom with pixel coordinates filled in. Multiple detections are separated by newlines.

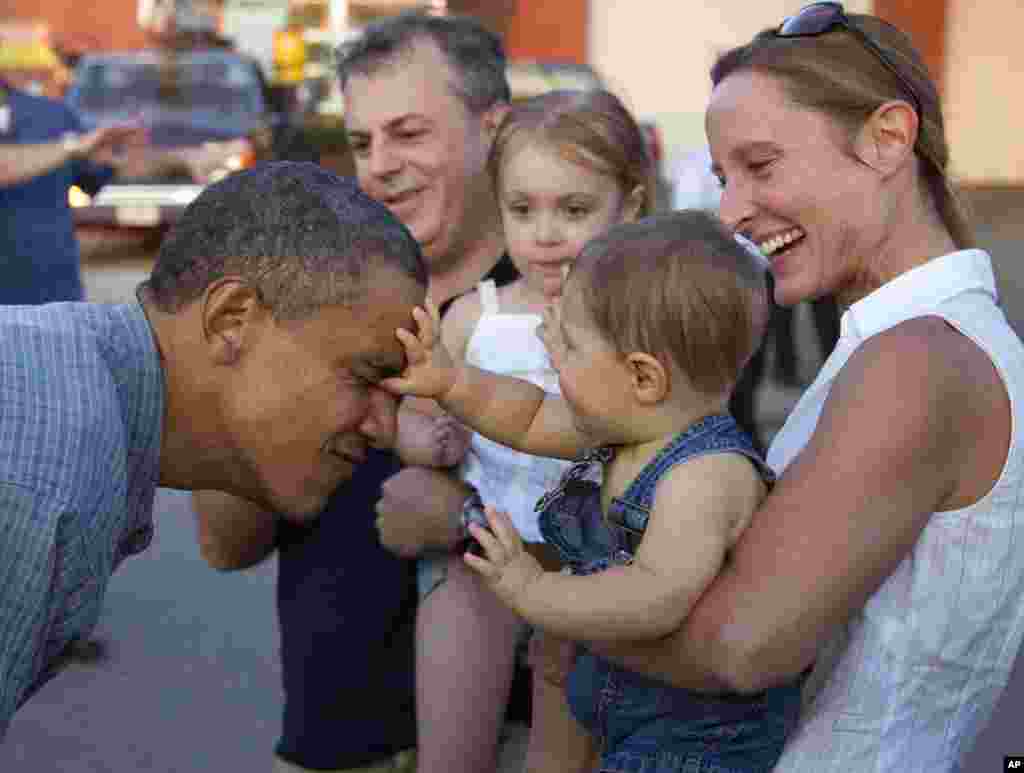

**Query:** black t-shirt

left=274, top=254, right=519, bottom=769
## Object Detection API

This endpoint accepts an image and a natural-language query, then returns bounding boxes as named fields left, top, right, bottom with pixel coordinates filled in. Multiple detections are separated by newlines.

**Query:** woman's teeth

left=758, top=229, right=804, bottom=256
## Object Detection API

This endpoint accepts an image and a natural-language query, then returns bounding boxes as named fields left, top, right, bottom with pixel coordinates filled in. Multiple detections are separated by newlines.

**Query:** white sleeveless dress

left=457, top=279, right=571, bottom=543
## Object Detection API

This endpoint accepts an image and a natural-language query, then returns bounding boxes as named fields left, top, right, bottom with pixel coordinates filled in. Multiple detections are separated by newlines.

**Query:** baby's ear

left=626, top=351, right=669, bottom=404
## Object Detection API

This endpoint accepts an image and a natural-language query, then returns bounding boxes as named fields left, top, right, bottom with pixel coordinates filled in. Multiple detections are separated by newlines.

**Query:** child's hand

left=536, top=302, right=567, bottom=369
left=381, top=300, right=458, bottom=400
left=431, top=414, right=472, bottom=468
left=463, top=505, right=544, bottom=610
left=528, top=630, right=577, bottom=687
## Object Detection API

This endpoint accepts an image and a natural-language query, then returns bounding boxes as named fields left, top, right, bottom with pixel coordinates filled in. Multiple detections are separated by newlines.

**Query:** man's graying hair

left=335, top=11, right=510, bottom=114
left=141, top=161, right=427, bottom=319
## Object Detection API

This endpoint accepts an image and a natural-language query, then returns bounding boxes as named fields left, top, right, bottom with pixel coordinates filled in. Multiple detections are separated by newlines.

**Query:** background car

left=65, top=48, right=292, bottom=234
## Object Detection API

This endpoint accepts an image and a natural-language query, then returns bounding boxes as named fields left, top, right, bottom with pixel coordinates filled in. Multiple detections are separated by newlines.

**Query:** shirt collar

left=842, top=249, right=997, bottom=342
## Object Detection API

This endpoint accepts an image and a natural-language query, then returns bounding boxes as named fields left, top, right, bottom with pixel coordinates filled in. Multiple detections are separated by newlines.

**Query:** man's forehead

left=343, top=43, right=458, bottom=125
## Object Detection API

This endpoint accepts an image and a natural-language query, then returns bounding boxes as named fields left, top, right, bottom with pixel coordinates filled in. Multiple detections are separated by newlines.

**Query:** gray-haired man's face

left=343, top=40, right=495, bottom=267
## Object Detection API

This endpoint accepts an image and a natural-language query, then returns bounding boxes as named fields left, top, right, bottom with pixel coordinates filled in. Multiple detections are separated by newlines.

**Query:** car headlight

left=205, top=139, right=257, bottom=182
left=68, top=185, right=92, bottom=207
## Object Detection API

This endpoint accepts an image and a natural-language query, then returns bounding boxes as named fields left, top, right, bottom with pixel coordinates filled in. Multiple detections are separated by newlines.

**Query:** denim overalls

left=537, top=414, right=805, bottom=773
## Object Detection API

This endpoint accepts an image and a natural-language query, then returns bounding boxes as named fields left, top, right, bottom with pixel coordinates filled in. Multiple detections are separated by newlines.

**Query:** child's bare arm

left=468, top=454, right=763, bottom=641
left=384, top=300, right=588, bottom=460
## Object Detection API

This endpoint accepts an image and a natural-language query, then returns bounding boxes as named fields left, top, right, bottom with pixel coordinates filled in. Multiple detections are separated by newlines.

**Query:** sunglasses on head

left=775, top=2, right=923, bottom=118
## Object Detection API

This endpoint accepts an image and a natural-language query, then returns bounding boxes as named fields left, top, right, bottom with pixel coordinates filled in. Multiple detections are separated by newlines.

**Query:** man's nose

left=361, top=387, right=399, bottom=449
left=367, top=140, right=402, bottom=178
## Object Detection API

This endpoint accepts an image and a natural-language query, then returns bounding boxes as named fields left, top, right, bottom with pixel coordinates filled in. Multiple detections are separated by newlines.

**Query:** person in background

left=0, top=78, right=202, bottom=305
left=0, top=161, right=426, bottom=740
left=190, top=13, right=524, bottom=773
left=574, top=4, right=1024, bottom=771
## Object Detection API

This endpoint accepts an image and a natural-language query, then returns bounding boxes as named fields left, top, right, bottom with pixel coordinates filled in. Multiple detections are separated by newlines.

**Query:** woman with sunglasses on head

left=586, top=4, right=1024, bottom=771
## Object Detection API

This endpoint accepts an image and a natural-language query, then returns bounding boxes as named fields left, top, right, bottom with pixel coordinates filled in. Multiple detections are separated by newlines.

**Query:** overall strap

left=623, top=414, right=774, bottom=510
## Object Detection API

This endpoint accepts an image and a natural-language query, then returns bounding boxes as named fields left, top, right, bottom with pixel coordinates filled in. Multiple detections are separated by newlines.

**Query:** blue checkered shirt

left=0, top=302, right=163, bottom=737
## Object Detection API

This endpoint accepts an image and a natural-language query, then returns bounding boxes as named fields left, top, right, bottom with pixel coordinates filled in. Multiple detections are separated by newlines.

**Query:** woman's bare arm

left=590, top=318, right=996, bottom=692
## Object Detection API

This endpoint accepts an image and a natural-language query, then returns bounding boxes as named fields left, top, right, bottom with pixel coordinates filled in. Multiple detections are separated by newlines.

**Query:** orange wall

left=505, top=0, right=587, bottom=62
left=873, top=0, right=947, bottom=92
left=2, top=0, right=149, bottom=53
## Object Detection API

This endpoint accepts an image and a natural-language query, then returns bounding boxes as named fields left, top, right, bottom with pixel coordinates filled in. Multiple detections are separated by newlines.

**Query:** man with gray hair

left=0, top=161, right=426, bottom=738
left=192, top=12, right=521, bottom=773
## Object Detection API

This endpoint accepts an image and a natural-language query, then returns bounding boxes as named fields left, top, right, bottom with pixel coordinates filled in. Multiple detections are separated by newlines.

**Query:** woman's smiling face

left=707, top=69, right=886, bottom=308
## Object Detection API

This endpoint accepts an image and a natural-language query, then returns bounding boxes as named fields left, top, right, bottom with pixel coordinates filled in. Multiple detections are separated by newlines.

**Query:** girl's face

left=498, top=138, right=639, bottom=300
left=706, top=69, right=889, bottom=308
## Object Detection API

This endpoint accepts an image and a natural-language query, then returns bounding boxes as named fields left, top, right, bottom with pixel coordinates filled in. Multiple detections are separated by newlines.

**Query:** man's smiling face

left=343, top=40, right=495, bottom=267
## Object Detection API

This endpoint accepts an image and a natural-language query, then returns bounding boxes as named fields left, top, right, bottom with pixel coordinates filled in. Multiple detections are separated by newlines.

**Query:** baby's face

left=541, top=283, right=633, bottom=442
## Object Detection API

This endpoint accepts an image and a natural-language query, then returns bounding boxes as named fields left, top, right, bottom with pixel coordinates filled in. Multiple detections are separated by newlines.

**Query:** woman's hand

left=381, top=299, right=459, bottom=401
left=463, top=505, right=545, bottom=612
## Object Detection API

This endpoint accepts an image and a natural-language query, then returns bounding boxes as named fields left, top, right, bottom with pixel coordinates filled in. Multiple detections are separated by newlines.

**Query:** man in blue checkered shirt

left=0, top=161, right=427, bottom=737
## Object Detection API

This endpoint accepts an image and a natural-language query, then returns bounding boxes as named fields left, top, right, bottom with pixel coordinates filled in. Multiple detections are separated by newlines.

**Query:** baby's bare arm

left=385, top=301, right=588, bottom=460
left=512, top=454, right=762, bottom=641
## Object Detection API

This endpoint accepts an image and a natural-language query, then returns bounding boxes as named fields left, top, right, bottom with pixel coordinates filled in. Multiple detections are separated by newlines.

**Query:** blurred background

left=2, top=1, right=1022, bottom=770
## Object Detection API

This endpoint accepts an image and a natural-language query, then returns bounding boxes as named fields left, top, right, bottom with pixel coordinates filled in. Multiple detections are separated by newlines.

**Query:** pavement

left=5, top=201, right=1024, bottom=771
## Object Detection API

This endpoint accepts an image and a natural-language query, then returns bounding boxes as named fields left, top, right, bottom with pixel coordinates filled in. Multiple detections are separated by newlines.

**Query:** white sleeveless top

left=457, top=280, right=571, bottom=543
left=769, top=250, right=1024, bottom=772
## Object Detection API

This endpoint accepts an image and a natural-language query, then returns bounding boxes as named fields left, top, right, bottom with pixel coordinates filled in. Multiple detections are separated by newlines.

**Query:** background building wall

left=945, top=0, right=1024, bottom=184
left=586, top=0, right=872, bottom=168
left=1, top=0, right=148, bottom=52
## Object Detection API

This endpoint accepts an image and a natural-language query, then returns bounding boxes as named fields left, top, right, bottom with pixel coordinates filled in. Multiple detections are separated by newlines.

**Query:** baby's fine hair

left=488, top=89, right=655, bottom=215
left=570, top=209, right=769, bottom=397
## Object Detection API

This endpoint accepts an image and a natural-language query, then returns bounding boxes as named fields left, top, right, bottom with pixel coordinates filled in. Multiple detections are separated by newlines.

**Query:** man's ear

left=854, top=99, right=918, bottom=178
left=626, top=351, right=669, bottom=404
left=622, top=185, right=646, bottom=222
left=201, top=278, right=268, bottom=366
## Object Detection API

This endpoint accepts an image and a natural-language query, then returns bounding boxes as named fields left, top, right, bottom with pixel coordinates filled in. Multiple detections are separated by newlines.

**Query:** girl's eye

left=506, top=203, right=530, bottom=218
left=397, top=129, right=425, bottom=141
left=565, top=205, right=591, bottom=219
left=748, top=158, right=775, bottom=175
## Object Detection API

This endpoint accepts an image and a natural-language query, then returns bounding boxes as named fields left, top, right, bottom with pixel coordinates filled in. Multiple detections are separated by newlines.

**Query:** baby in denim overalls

left=385, top=209, right=805, bottom=773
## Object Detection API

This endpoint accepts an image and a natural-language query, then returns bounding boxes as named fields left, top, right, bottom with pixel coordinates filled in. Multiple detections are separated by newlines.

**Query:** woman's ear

left=626, top=351, right=669, bottom=404
left=854, top=99, right=918, bottom=178
left=622, top=185, right=646, bottom=222
left=201, top=278, right=267, bottom=366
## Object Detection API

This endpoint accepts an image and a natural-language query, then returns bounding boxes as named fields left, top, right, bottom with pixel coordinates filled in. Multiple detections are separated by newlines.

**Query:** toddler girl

left=392, top=89, right=652, bottom=773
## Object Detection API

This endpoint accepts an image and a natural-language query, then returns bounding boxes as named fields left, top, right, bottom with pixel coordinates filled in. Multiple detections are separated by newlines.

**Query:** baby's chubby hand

left=431, top=414, right=472, bottom=468
left=381, top=300, right=459, bottom=401
left=463, top=506, right=545, bottom=612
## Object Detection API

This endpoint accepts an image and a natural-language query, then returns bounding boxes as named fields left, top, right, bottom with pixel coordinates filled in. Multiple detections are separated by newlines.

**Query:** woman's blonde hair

left=712, top=14, right=974, bottom=248
left=488, top=89, right=655, bottom=215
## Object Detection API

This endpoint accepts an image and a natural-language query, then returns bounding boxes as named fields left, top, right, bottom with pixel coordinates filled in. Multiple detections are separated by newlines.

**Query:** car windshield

left=74, top=56, right=263, bottom=115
